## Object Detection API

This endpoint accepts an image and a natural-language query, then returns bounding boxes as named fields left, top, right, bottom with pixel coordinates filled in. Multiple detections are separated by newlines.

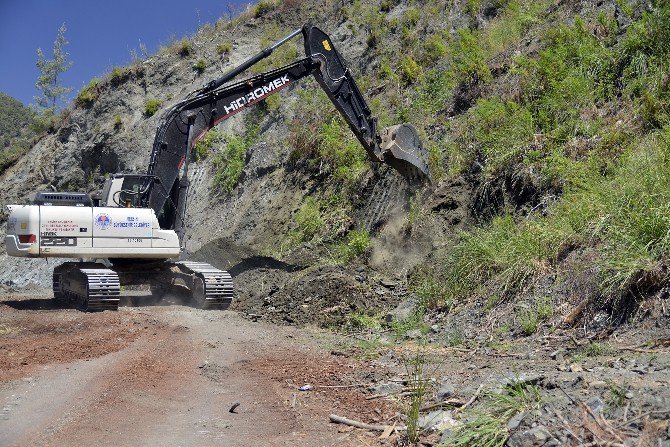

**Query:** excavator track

left=177, top=261, right=234, bottom=309
left=53, top=263, right=121, bottom=311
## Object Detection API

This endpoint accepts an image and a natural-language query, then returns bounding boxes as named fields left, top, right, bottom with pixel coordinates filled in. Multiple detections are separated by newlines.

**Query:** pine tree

left=35, top=23, right=73, bottom=112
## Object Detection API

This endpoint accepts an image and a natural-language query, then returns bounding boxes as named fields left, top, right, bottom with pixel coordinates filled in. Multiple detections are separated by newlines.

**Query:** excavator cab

left=99, top=174, right=154, bottom=208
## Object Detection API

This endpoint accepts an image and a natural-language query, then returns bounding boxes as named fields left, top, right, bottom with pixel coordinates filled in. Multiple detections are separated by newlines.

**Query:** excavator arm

left=143, top=25, right=431, bottom=240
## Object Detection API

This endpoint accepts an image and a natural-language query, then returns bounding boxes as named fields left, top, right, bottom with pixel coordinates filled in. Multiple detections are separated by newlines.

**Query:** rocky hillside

left=0, top=0, right=666, bottom=322
left=2, top=0, right=670, bottom=444
left=0, top=93, right=38, bottom=174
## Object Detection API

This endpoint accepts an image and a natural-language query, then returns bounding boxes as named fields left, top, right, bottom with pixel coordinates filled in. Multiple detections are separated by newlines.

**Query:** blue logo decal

left=95, top=213, right=112, bottom=230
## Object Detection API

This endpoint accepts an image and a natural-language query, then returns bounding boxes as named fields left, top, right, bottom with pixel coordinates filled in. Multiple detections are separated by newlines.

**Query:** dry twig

left=329, top=414, right=405, bottom=432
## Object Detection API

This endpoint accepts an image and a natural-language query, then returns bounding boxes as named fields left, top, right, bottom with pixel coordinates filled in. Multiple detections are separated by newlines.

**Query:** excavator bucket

left=302, top=25, right=431, bottom=184
left=379, top=123, right=431, bottom=182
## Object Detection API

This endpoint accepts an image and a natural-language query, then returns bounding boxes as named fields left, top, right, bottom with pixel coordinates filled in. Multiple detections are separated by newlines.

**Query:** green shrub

left=443, top=128, right=670, bottom=307
left=0, top=144, right=29, bottom=174
left=607, top=381, right=630, bottom=408
left=581, top=342, right=613, bottom=357
left=293, top=197, right=323, bottom=241
left=481, top=0, right=549, bottom=56
left=379, top=0, right=396, bottom=12
left=177, top=38, right=192, bottom=57
left=399, top=55, right=421, bottom=85
left=254, top=0, right=276, bottom=18
left=193, top=59, right=206, bottom=74
left=617, top=5, right=670, bottom=128
left=144, top=99, right=162, bottom=117
left=264, top=93, right=281, bottom=112
left=422, top=33, right=448, bottom=64
left=411, top=273, right=450, bottom=310
left=347, top=312, right=382, bottom=331
left=317, top=116, right=368, bottom=185
left=517, top=297, right=553, bottom=335
left=514, top=17, right=615, bottom=140
left=216, top=42, right=232, bottom=55
left=403, top=7, right=420, bottom=28
left=450, top=381, right=543, bottom=447
left=194, top=128, right=222, bottom=161
left=334, top=230, right=371, bottom=264
left=113, top=114, right=122, bottom=129
left=450, top=28, right=491, bottom=84
left=76, top=78, right=100, bottom=107
left=212, top=124, right=259, bottom=193
left=463, top=98, right=534, bottom=174
left=110, top=66, right=130, bottom=83
left=465, top=0, right=483, bottom=17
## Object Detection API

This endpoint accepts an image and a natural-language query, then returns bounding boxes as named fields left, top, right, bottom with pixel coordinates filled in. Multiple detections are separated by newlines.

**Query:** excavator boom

left=144, top=25, right=431, bottom=237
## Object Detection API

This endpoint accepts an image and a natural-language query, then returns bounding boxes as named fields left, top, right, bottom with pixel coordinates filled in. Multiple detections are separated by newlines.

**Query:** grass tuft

left=144, top=98, right=162, bottom=117
left=75, top=79, right=100, bottom=107
left=450, top=380, right=543, bottom=447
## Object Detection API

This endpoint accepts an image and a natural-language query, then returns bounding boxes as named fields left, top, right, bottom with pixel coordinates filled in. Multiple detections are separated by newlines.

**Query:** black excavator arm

left=142, top=25, right=431, bottom=241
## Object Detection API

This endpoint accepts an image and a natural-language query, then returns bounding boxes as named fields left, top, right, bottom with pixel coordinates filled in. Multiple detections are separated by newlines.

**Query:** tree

left=35, top=23, right=72, bottom=112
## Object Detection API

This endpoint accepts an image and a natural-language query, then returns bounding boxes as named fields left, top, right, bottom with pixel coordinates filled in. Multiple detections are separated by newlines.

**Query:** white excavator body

left=5, top=203, right=180, bottom=259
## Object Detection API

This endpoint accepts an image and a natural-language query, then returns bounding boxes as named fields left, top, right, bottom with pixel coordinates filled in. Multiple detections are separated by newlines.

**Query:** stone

left=385, top=297, right=418, bottom=323
left=436, top=381, right=455, bottom=401
left=380, top=279, right=397, bottom=288
left=589, top=380, right=607, bottom=389
left=406, top=329, right=423, bottom=339
left=507, top=426, right=552, bottom=447
left=549, top=350, right=564, bottom=361
left=507, top=411, right=527, bottom=430
left=368, top=381, right=404, bottom=396
left=586, top=396, right=605, bottom=415
left=569, top=363, right=583, bottom=372
left=418, top=410, right=456, bottom=431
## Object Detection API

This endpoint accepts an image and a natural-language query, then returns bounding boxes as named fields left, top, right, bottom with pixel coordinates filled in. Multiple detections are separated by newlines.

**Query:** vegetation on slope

left=242, top=0, right=670, bottom=315
left=0, top=93, right=39, bottom=175
left=436, top=3, right=670, bottom=317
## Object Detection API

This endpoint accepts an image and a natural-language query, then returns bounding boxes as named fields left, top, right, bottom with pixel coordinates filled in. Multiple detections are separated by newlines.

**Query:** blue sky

left=0, top=0, right=250, bottom=107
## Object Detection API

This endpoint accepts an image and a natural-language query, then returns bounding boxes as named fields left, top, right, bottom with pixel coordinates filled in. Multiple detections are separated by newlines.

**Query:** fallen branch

left=454, top=384, right=484, bottom=414
left=329, top=414, right=402, bottom=432
left=580, top=402, right=624, bottom=444
left=551, top=407, right=582, bottom=444
left=563, top=299, right=588, bottom=326
left=615, top=410, right=668, bottom=429
left=420, top=399, right=466, bottom=412
left=316, top=383, right=366, bottom=389
left=616, top=345, right=670, bottom=354
left=578, top=442, right=625, bottom=447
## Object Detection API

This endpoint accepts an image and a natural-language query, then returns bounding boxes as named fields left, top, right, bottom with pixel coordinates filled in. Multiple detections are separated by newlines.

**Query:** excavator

left=4, top=25, right=431, bottom=312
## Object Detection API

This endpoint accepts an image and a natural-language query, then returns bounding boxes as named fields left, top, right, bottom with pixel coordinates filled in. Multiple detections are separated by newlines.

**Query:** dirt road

left=0, top=293, right=392, bottom=447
